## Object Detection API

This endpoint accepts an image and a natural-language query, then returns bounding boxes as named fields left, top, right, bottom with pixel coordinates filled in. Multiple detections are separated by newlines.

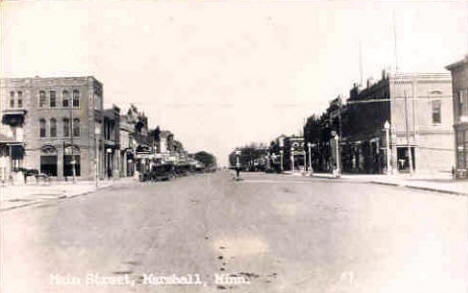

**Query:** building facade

left=119, top=114, right=136, bottom=177
left=1, top=76, right=104, bottom=182
left=103, top=105, right=121, bottom=179
left=446, top=56, right=468, bottom=178
left=333, top=71, right=454, bottom=175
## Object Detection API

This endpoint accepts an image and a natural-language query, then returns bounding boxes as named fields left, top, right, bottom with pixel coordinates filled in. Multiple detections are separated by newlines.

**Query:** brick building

left=446, top=56, right=468, bottom=178
left=338, top=71, right=454, bottom=174
left=103, top=105, right=120, bottom=178
left=0, top=76, right=104, bottom=182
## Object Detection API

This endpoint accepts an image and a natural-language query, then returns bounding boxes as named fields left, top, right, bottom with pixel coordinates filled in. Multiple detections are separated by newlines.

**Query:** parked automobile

left=149, top=164, right=175, bottom=182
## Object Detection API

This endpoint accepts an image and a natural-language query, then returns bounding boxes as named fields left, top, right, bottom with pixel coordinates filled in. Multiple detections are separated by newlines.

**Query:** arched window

left=39, top=119, right=46, bottom=137
left=41, top=145, right=57, bottom=154
left=50, top=91, right=56, bottom=107
left=10, top=91, right=15, bottom=108
left=73, top=90, right=80, bottom=108
left=63, top=118, right=70, bottom=137
left=62, top=90, right=70, bottom=107
left=50, top=118, right=57, bottom=137
left=73, top=118, right=80, bottom=137
left=17, top=91, right=23, bottom=108
left=39, top=91, right=46, bottom=108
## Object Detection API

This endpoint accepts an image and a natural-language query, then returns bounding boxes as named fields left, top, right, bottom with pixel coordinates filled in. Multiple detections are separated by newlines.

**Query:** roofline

left=446, top=56, right=468, bottom=71
left=1, top=76, right=102, bottom=83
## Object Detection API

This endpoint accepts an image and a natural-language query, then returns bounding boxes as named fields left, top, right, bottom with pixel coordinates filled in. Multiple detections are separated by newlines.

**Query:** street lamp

left=106, top=148, right=112, bottom=179
left=307, top=142, right=313, bottom=174
left=279, top=150, right=284, bottom=172
left=334, top=133, right=341, bottom=178
left=290, top=147, right=295, bottom=173
left=384, top=120, right=392, bottom=175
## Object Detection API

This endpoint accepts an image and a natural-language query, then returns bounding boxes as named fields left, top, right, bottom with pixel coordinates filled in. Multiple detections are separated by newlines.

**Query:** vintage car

left=148, top=164, right=175, bottom=182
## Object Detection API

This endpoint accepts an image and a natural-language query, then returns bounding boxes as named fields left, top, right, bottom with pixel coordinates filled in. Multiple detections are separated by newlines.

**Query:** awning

left=2, top=113, right=25, bottom=126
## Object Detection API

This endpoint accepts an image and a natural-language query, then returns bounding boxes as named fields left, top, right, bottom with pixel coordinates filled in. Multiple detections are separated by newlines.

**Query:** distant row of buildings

left=0, top=76, right=197, bottom=183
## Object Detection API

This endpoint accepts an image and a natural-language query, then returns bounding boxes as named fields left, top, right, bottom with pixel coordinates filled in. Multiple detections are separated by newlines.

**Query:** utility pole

left=384, top=121, right=392, bottom=175
left=404, top=90, right=414, bottom=175
left=70, top=108, right=76, bottom=183
left=393, top=10, right=399, bottom=72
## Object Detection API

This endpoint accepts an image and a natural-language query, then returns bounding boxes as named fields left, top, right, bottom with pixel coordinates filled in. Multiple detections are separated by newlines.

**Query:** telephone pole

left=70, top=108, right=76, bottom=183
left=404, top=90, right=414, bottom=175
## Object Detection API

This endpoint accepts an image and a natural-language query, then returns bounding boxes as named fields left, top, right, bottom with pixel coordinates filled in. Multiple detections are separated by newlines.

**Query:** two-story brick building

left=338, top=71, right=454, bottom=174
left=0, top=76, right=104, bottom=182
left=446, top=56, right=468, bottom=178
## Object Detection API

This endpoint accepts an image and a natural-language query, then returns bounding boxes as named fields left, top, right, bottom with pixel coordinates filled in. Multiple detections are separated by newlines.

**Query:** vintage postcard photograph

left=1, top=0, right=467, bottom=292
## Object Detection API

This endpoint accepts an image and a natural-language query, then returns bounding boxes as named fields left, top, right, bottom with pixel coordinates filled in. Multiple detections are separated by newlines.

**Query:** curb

left=308, top=176, right=467, bottom=197
left=1, top=181, right=127, bottom=212
left=401, top=184, right=468, bottom=196
left=369, top=180, right=467, bottom=196
left=369, top=181, right=400, bottom=187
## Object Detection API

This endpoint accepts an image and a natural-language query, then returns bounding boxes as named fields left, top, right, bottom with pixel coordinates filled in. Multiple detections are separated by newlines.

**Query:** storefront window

left=457, top=130, right=467, bottom=169
left=465, top=129, right=468, bottom=169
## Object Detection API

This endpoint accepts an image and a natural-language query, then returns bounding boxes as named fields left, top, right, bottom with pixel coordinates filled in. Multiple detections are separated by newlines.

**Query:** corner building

left=0, top=76, right=104, bottom=181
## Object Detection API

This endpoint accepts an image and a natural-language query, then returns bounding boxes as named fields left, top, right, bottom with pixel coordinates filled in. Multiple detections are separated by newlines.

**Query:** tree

left=194, top=151, right=217, bottom=169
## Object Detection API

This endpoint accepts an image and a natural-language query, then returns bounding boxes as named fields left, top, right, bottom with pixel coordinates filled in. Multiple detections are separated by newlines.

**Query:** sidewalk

left=307, top=172, right=468, bottom=196
left=0, top=177, right=137, bottom=211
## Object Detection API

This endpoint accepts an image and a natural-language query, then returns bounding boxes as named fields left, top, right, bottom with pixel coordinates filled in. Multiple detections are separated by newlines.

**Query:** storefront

left=40, top=145, right=58, bottom=177
left=455, top=126, right=468, bottom=177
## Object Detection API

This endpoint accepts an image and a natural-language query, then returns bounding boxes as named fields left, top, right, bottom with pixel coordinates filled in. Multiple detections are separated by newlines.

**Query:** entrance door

left=63, top=155, right=81, bottom=176
left=40, top=155, right=57, bottom=176
left=397, top=147, right=416, bottom=172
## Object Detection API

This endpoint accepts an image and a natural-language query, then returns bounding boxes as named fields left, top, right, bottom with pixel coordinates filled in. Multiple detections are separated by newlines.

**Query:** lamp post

left=106, top=147, right=112, bottom=179
left=290, top=147, right=295, bottom=173
left=279, top=150, right=284, bottom=172
left=69, top=109, right=76, bottom=183
left=95, top=124, right=100, bottom=188
left=333, top=132, right=341, bottom=178
left=266, top=151, right=271, bottom=170
left=384, top=120, right=392, bottom=175
left=307, top=142, right=313, bottom=174
left=302, top=148, right=307, bottom=173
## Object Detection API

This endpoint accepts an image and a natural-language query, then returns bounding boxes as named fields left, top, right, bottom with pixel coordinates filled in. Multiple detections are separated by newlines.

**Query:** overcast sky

left=2, top=0, right=467, bottom=165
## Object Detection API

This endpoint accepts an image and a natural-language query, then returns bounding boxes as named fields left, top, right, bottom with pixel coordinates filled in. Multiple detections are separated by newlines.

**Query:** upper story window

left=39, top=119, right=46, bottom=137
left=459, top=89, right=468, bottom=120
left=10, top=91, right=14, bottom=108
left=62, top=90, right=70, bottom=107
left=17, top=91, right=23, bottom=108
left=50, top=118, right=57, bottom=137
left=50, top=91, right=56, bottom=108
left=73, top=118, right=80, bottom=137
left=73, top=90, right=80, bottom=108
left=63, top=118, right=70, bottom=137
left=432, top=100, right=441, bottom=124
left=39, top=91, right=46, bottom=108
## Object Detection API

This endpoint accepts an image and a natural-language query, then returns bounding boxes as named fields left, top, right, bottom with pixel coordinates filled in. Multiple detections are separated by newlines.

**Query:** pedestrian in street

left=235, top=161, right=241, bottom=180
